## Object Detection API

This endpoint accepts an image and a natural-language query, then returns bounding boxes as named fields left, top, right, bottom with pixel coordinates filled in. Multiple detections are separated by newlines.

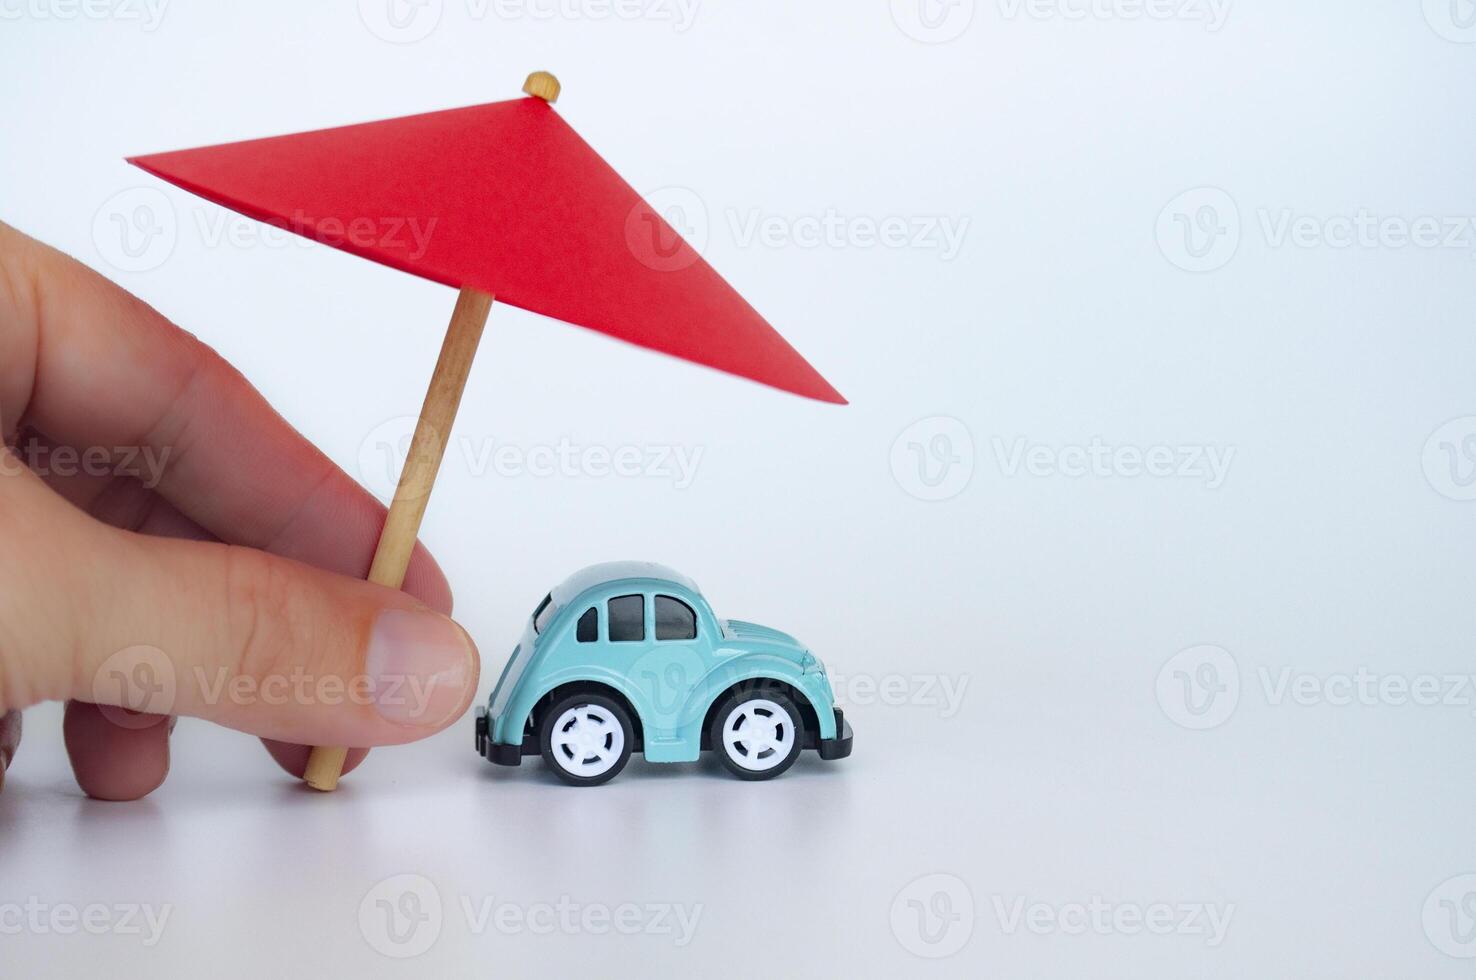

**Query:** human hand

left=0, top=221, right=479, bottom=800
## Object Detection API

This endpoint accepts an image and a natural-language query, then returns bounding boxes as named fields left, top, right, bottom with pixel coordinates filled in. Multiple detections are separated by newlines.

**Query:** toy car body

left=475, top=561, right=853, bottom=785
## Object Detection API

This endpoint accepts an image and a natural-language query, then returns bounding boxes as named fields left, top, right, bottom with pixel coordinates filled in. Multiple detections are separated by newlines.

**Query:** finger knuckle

left=220, top=546, right=302, bottom=690
left=0, top=510, right=58, bottom=711
left=0, top=582, right=53, bottom=711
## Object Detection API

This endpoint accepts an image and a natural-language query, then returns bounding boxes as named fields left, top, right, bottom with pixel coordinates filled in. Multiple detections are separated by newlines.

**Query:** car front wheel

left=539, top=694, right=634, bottom=786
left=709, top=688, right=803, bottom=780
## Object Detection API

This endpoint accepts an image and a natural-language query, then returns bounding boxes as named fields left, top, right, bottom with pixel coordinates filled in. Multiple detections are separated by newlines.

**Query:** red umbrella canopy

left=128, top=95, right=844, bottom=404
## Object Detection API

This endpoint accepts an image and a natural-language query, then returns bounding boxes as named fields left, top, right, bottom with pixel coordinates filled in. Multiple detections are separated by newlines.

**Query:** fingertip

left=0, top=711, right=18, bottom=795
left=261, top=739, right=369, bottom=780
left=0, top=711, right=19, bottom=764
left=62, top=701, right=171, bottom=802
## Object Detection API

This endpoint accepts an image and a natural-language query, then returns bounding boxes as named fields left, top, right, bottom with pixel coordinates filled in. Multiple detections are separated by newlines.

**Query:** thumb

left=0, top=466, right=480, bottom=747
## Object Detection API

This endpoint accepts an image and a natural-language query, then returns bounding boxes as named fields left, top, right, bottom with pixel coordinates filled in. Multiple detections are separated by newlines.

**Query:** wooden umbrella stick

left=304, top=286, right=494, bottom=791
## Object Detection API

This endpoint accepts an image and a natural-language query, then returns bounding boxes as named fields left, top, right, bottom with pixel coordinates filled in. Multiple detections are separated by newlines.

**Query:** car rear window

left=576, top=607, right=598, bottom=642
left=532, top=593, right=556, bottom=634
left=655, top=595, right=696, bottom=640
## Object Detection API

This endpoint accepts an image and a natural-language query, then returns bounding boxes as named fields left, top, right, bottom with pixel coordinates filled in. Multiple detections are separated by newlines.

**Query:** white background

left=4, top=1, right=1476, bottom=976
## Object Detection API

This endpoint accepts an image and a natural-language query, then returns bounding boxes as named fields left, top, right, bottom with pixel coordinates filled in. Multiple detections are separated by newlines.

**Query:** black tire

left=538, top=693, right=634, bottom=787
left=708, top=686, right=804, bottom=781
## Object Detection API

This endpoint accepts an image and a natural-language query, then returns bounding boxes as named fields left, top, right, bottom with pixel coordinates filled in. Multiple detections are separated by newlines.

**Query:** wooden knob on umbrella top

left=523, top=71, right=561, bottom=103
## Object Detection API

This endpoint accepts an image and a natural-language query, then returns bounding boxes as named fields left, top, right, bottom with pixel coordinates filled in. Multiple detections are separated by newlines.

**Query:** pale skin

left=0, top=221, right=480, bottom=800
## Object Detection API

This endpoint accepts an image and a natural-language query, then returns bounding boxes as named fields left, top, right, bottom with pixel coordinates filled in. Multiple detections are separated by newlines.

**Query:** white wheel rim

left=721, top=698, right=796, bottom=772
left=551, top=704, right=625, bottom=778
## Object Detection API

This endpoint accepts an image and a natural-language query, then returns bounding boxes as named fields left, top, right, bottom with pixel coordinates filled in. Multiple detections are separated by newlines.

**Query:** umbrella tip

left=523, top=71, right=561, bottom=103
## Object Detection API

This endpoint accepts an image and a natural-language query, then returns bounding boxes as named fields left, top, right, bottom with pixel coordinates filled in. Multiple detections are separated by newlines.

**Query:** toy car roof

left=550, top=561, right=700, bottom=605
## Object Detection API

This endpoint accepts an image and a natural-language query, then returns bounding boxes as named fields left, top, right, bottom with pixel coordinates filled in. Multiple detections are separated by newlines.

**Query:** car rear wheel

left=709, top=688, right=803, bottom=780
left=539, top=694, right=633, bottom=786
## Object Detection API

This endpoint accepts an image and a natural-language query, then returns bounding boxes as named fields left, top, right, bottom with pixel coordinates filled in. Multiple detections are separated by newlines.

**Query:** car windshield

left=532, top=593, right=556, bottom=634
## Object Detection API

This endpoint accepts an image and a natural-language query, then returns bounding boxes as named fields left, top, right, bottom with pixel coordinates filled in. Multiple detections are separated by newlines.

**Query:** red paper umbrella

left=129, top=72, right=844, bottom=791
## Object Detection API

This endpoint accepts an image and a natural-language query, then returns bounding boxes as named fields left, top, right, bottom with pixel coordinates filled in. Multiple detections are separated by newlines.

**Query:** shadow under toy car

left=475, top=561, right=853, bottom=785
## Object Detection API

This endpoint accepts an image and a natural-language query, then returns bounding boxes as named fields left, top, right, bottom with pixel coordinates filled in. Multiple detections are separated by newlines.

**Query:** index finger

left=0, top=221, right=452, bottom=610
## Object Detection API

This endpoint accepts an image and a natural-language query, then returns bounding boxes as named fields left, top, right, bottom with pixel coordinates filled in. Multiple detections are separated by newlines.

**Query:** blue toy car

left=475, top=562, right=853, bottom=785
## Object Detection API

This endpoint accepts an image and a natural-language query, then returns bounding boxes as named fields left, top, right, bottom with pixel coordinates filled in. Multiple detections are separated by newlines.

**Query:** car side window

left=655, top=595, right=697, bottom=641
left=576, top=607, right=598, bottom=643
left=607, top=594, right=645, bottom=642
